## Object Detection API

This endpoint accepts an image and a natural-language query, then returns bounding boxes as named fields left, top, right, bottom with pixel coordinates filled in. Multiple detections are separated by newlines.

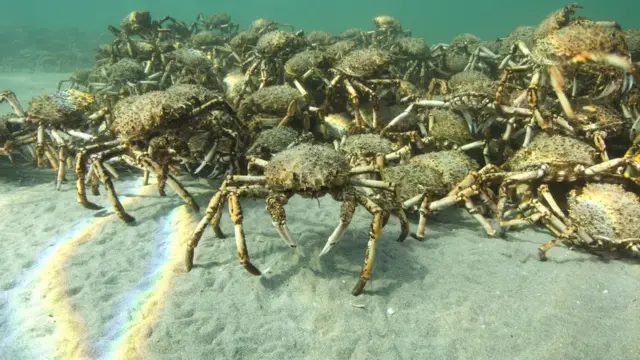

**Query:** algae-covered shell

left=504, top=133, right=596, bottom=171
left=568, top=183, right=640, bottom=240
left=410, top=150, right=479, bottom=187
left=382, top=162, right=446, bottom=201
left=284, top=50, right=332, bottom=77
left=27, top=89, right=95, bottom=125
left=111, top=91, right=195, bottom=138
left=238, top=85, right=306, bottom=120
left=340, top=134, right=395, bottom=159
left=264, top=144, right=351, bottom=191
left=393, top=37, right=431, bottom=58
left=255, top=30, right=305, bottom=57
left=247, top=126, right=299, bottom=157
left=427, top=109, right=473, bottom=145
left=334, top=48, right=394, bottom=78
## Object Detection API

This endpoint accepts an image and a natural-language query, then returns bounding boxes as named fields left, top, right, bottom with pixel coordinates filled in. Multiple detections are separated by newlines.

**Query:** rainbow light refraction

left=2, top=181, right=150, bottom=360
left=108, top=205, right=195, bottom=360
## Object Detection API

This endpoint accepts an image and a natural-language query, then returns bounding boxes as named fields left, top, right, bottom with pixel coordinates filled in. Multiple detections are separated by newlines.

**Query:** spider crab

left=508, top=183, right=640, bottom=260
left=0, top=89, right=104, bottom=188
left=447, top=133, right=640, bottom=236
left=497, top=4, right=637, bottom=132
left=75, top=85, right=246, bottom=223
left=185, top=143, right=407, bottom=296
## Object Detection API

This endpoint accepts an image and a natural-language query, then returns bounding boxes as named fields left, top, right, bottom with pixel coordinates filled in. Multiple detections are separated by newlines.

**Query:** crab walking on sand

left=184, top=143, right=413, bottom=296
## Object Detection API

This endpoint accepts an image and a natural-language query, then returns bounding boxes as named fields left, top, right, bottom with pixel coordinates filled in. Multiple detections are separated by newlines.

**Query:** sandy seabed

left=1, top=73, right=639, bottom=360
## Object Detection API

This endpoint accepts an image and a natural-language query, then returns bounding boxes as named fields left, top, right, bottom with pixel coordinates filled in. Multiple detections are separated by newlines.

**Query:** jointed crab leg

left=351, top=192, right=384, bottom=296
left=266, top=193, right=297, bottom=248
left=134, top=151, right=200, bottom=212
left=91, top=152, right=134, bottom=223
left=320, top=194, right=357, bottom=256
left=227, top=192, right=262, bottom=275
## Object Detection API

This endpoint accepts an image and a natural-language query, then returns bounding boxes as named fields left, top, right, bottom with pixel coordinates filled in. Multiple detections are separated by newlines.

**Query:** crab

left=284, top=49, right=333, bottom=104
left=432, top=33, right=497, bottom=75
left=0, top=114, right=28, bottom=164
left=188, top=31, right=242, bottom=71
left=108, top=10, right=185, bottom=41
left=381, top=149, right=496, bottom=239
left=161, top=48, right=222, bottom=89
left=0, top=89, right=105, bottom=188
left=249, top=18, right=295, bottom=34
left=221, top=70, right=249, bottom=105
left=416, top=108, right=485, bottom=153
left=74, top=85, right=246, bottom=223
left=336, top=133, right=408, bottom=167
left=451, top=133, right=640, bottom=234
left=105, top=11, right=187, bottom=64
left=508, top=183, right=640, bottom=260
left=338, top=29, right=369, bottom=46
left=238, top=85, right=310, bottom=131
left=497, top=4, right=635, bottom=129
left=228, top=30, right=261, bottom=60
left=88, top=58, right=162, bottom=97
left=545, top=104, right=630, bottom=161
left=242, top=30, right=307, bottom=90
left=325, top=48, right=402, bottom=131
left=305, top=31, right=336, bottom=48
left=57, top=68, right=93, bottom=91
left=325, top=40, right=359, bottom=61
left=245, top=125, right=301, bottom=168
left=383, top=70, right=529, bottom=163
left=185, top=143, right=404, bottom=296
left=190, top=13, right=238, bottom=36
left=388, top=37, right=441, bottom=87
left=371, top=16, right=410, bottom=45
left=497, top=26, right=535, bottom=58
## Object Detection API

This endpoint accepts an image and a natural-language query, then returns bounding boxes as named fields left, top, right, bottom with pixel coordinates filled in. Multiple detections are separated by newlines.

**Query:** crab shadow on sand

left=188, top=192, right=430, bottom=297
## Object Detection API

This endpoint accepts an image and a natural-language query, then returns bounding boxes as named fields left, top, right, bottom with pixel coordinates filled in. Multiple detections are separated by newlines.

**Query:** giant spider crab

left=0, top=88, right=104, bottom=188
left=497, top=4, right=637, bottom=135
left=445, top=133, right=640, bottom=236
left=506, top=182, right=640, bottom=260
left=185, top=143, right=406, bottom=296
left=75, top=85, right=246, bottom=223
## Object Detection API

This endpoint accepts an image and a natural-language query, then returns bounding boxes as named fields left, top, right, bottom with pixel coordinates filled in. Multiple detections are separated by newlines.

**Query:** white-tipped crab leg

left=67, top=130, right=96, bottom=141
left=380, top=103, right=414, bottom=134
left=265, top=193, right=297, bottom=249
left=194, top=141, right=219, bottom=175
left=320, top=195, right=357, bottom=256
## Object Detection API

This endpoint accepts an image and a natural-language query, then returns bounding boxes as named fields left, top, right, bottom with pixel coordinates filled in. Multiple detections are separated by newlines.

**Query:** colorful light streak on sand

left=107, top=205, right=195, bottom=360
left=32, top=182, right=151, bottom=360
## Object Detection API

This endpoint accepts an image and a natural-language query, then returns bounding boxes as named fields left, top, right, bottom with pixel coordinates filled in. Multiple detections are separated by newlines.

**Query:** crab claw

left=570, top=51, right=633, bottom=72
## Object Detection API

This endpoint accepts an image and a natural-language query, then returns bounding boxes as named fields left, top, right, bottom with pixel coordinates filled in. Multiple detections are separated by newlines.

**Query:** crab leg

left=194, top=141, right=219, bottom=175
left=548, top=66, right=575, bottom=120
left=462, top=196, right=496, bottom=236
left=351, top=193, right=384, bottom=296
left=75, top=141, right=119, bottom=211
left=266, top=193, right=297, bottom=248
left=320, top=194, right=357, bottom=256
left=90, top=149, right=134, bottom=223
left=227, top=192, right=262, bottom=275
left=185, top=189, right=227, bottom=271
left=0, top=90, right=26, bottom=117
left=136, top=153, right=200, bottom=212
left=412, top=195, right=430, bottom=240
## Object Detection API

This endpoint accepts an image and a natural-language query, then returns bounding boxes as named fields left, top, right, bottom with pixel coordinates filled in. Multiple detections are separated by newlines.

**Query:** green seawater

left=2, top=0, right=639, bottom=42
